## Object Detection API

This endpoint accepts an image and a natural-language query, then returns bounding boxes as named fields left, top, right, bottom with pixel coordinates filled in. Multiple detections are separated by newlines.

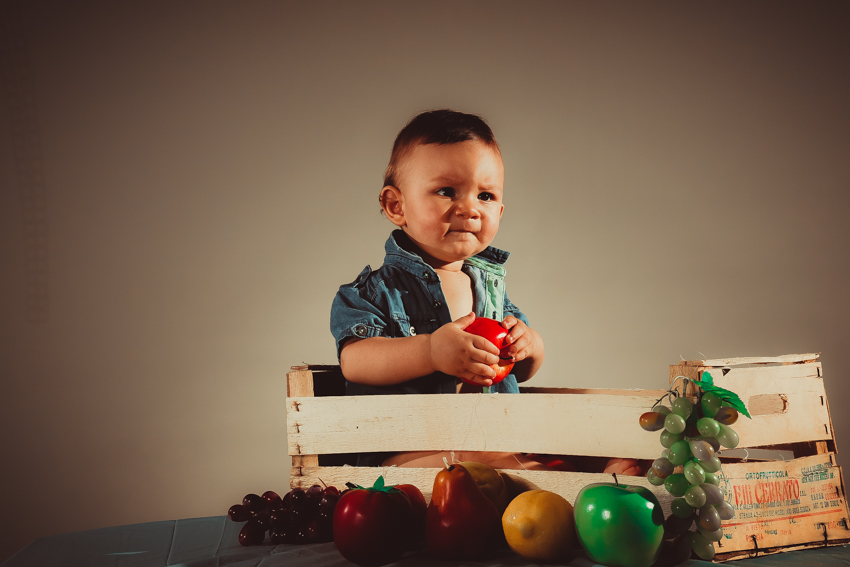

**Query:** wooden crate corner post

left=287, top=366, right=319, bottom=480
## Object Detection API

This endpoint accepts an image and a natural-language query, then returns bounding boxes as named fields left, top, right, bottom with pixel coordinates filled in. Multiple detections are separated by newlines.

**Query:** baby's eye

left=478, top=192, right=496, bottom=202
left=436, top=187, right=455, bottom=197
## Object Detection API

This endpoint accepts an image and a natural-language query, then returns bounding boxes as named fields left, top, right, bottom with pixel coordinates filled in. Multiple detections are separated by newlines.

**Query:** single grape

left=699, top=525, right=724, bottom=542
left=640, top=411, right=668, bottom=431
left=714, top=406, right=739, bottom=425
left=668, top=440, right=692, bottom=466
left=319, top=493, right=339, bottom=510
left=684, top=460, right=706, bottom=486
left=295, top=527, right=310, bottom=545
left=699, top=455, right=722, bottom=473
left=688, top=531, right=716, bottom=560
left=306, top=484, right=324, bottom=503
left=696, top=417, right=721, bottom=438
left=704, top=471, right=719, bottom=486
left=654, top=405, right=672, bottom=416
left=701, top=483, right=724, bottom=506
left=670, top=498, right=694, bottom=518
left=647, top=468, right=666, bottom=486
left=270, top=508, right=290, bottom=528
left=652, top=457, right=675, bottom=479
left=689, top=439, right=715, bottom=462
left=717, top=424, right=740, bottom=448
left=250, top=508, right=271, bottom=529
left=317, top=507, right=334, bottom=525
left=664, top=413, right=686, bottom=434
left=696, top=435, right=721, bottom=452
left=717, top=501, right=735, bottom=520
left=699, top=503, right=722, bottom=532
left=672, top=397, right=693, bottom=419
left=663, top=513, right=694, bottom=539
left=323, top=485, right=341, bottom=498
left=307, top=519, right=321, bottom=543
left=684, top=485, right=707, bottom=508
left=665, top=474, right=689, bottom=497
left=228, top=504, right=251, bottom=522
left=242, top=493, right=266, bottom=512
left=289, top=488, right=306, bottom=508
left=239, top=520, right=266, bottom=546
left=700, top=391, right=722, bottom=418
left=660, top=448, right=670, bottom=459
left=289, top=506, right=307, bottom=525
left=660, top=430, right=683, bottom=448
left=262, top=491, right=282, bottom=508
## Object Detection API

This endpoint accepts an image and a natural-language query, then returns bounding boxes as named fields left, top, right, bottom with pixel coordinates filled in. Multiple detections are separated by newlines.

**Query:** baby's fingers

left=459, top=370, right=494, bottom=387
left=504, top=334, right=530, bottom=359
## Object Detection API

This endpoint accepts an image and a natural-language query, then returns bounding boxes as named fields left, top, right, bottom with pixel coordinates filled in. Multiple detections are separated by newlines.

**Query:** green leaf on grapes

left=698, top=372, right=752, bottom=419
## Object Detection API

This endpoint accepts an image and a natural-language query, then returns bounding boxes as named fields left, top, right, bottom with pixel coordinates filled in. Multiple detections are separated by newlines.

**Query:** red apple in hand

left=462, top=317, right=514, bottom=385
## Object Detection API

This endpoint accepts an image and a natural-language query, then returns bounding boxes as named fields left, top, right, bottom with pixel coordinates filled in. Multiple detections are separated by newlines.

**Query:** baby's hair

left=382, top=109, right=500, bottom=192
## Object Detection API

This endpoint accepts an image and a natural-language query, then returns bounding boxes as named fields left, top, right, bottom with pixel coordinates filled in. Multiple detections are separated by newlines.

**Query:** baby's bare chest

left=436, top=270, right=473, bottom=321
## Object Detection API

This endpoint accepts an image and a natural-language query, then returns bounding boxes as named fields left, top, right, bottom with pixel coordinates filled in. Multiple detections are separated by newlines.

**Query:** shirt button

left=492, top=311, right=497, bottom=318
left=434, top=300, right=442, bottom=309
left=423, top=272, right=430, bottom=279
left=409, top=326, right=416, bottom=336
left=354, top=325, right=367, bottom=337
left=494, top=281, right=498, bottom=287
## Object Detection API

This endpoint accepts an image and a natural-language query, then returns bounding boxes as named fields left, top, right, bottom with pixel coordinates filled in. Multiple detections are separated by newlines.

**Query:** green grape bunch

left=638, top=372, right=750, bottom=563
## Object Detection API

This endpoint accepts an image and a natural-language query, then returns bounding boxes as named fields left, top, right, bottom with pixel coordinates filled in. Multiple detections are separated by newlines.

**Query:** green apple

left=574, top=478, right=664, bottom=567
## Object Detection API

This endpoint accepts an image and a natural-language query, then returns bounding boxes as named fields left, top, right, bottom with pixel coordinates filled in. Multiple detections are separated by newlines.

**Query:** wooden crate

left=286, top=354, right=849, bottom=561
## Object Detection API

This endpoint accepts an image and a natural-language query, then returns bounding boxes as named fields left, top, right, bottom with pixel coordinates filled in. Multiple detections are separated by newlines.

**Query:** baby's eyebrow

left=428, top=175, right=502, bottom=192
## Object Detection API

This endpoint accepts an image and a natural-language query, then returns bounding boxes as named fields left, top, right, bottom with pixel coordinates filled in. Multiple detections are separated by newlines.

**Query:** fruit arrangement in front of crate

left=282, top=356, right=850, bottom=563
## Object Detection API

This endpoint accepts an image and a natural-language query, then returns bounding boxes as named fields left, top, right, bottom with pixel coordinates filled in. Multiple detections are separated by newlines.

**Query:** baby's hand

left=429, top=313, right=500, bottom=386
left=501, top=316, right=542, bottom=362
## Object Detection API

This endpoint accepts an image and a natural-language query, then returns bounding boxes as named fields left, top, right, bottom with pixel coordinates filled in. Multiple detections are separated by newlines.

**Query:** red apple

left=462, top=317, right=514, bottom=385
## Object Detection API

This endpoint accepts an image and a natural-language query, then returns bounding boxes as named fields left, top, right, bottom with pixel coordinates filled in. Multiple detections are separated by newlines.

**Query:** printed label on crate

left=716, top=453, right=849, bottom=554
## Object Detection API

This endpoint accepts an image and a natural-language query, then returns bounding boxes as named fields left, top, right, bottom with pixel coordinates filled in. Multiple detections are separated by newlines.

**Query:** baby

left=330, top=109, right=638, bottom=474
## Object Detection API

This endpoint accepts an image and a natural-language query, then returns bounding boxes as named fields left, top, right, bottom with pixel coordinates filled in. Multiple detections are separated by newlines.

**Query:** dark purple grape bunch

left=639, top=373, right=748, bottom=563
left=228, top=491, right=282, bottom=546
left=228, top=484, right=341, bottom=546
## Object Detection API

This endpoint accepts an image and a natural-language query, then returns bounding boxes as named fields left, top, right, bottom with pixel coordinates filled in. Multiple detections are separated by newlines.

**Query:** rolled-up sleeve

left=330, top=267, right=389, bottom=360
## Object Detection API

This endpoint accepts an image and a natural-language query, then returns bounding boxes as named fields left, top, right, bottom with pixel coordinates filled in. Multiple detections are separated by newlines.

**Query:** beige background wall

left=1, top=0, right=848, bottom=561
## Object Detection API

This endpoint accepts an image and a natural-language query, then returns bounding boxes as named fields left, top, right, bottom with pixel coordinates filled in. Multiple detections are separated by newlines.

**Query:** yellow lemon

left=502, top=489, right=576, bottom=561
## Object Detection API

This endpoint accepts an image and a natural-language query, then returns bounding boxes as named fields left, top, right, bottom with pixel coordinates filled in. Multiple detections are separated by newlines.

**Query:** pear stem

left=443, top=456, right=450, bottom=470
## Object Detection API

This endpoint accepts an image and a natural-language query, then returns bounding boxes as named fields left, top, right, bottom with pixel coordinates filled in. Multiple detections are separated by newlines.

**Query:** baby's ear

left=380, top=186, right=405, bottom=227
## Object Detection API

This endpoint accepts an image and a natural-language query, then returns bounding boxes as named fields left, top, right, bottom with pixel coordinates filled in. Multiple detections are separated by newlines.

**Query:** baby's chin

left=435, top=239, right=490, bottom=262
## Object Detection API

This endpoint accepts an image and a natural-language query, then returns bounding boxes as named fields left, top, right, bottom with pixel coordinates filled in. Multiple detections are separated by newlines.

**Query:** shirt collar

left=384, top=229, right=510, bottom=273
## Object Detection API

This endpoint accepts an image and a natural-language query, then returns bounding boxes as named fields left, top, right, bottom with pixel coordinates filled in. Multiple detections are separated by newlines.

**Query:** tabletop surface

left=2, top=516, right=849, bottom=567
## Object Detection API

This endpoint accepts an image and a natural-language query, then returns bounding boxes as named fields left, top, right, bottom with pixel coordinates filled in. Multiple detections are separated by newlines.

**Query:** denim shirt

left=330, top=230, right=529, bottom=396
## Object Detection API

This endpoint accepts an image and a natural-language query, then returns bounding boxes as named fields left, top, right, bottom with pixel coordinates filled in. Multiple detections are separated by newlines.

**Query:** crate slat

left=288, top=365, right=831, bottom=458
left=288, top=392, right=664, bottom=458
left=681, top=353, right=820, bottom=367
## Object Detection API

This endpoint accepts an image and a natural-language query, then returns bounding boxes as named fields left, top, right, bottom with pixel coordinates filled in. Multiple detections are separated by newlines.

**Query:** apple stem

left=612, top=473, right=619, bottom=487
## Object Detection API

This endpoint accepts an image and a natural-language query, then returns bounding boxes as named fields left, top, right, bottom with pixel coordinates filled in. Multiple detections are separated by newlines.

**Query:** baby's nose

left=455, top=197, right=481, bottom=218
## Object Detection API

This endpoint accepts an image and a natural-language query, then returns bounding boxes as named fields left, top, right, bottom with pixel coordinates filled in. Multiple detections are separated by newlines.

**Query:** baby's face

left=393, top=140, right=504, bottom=266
